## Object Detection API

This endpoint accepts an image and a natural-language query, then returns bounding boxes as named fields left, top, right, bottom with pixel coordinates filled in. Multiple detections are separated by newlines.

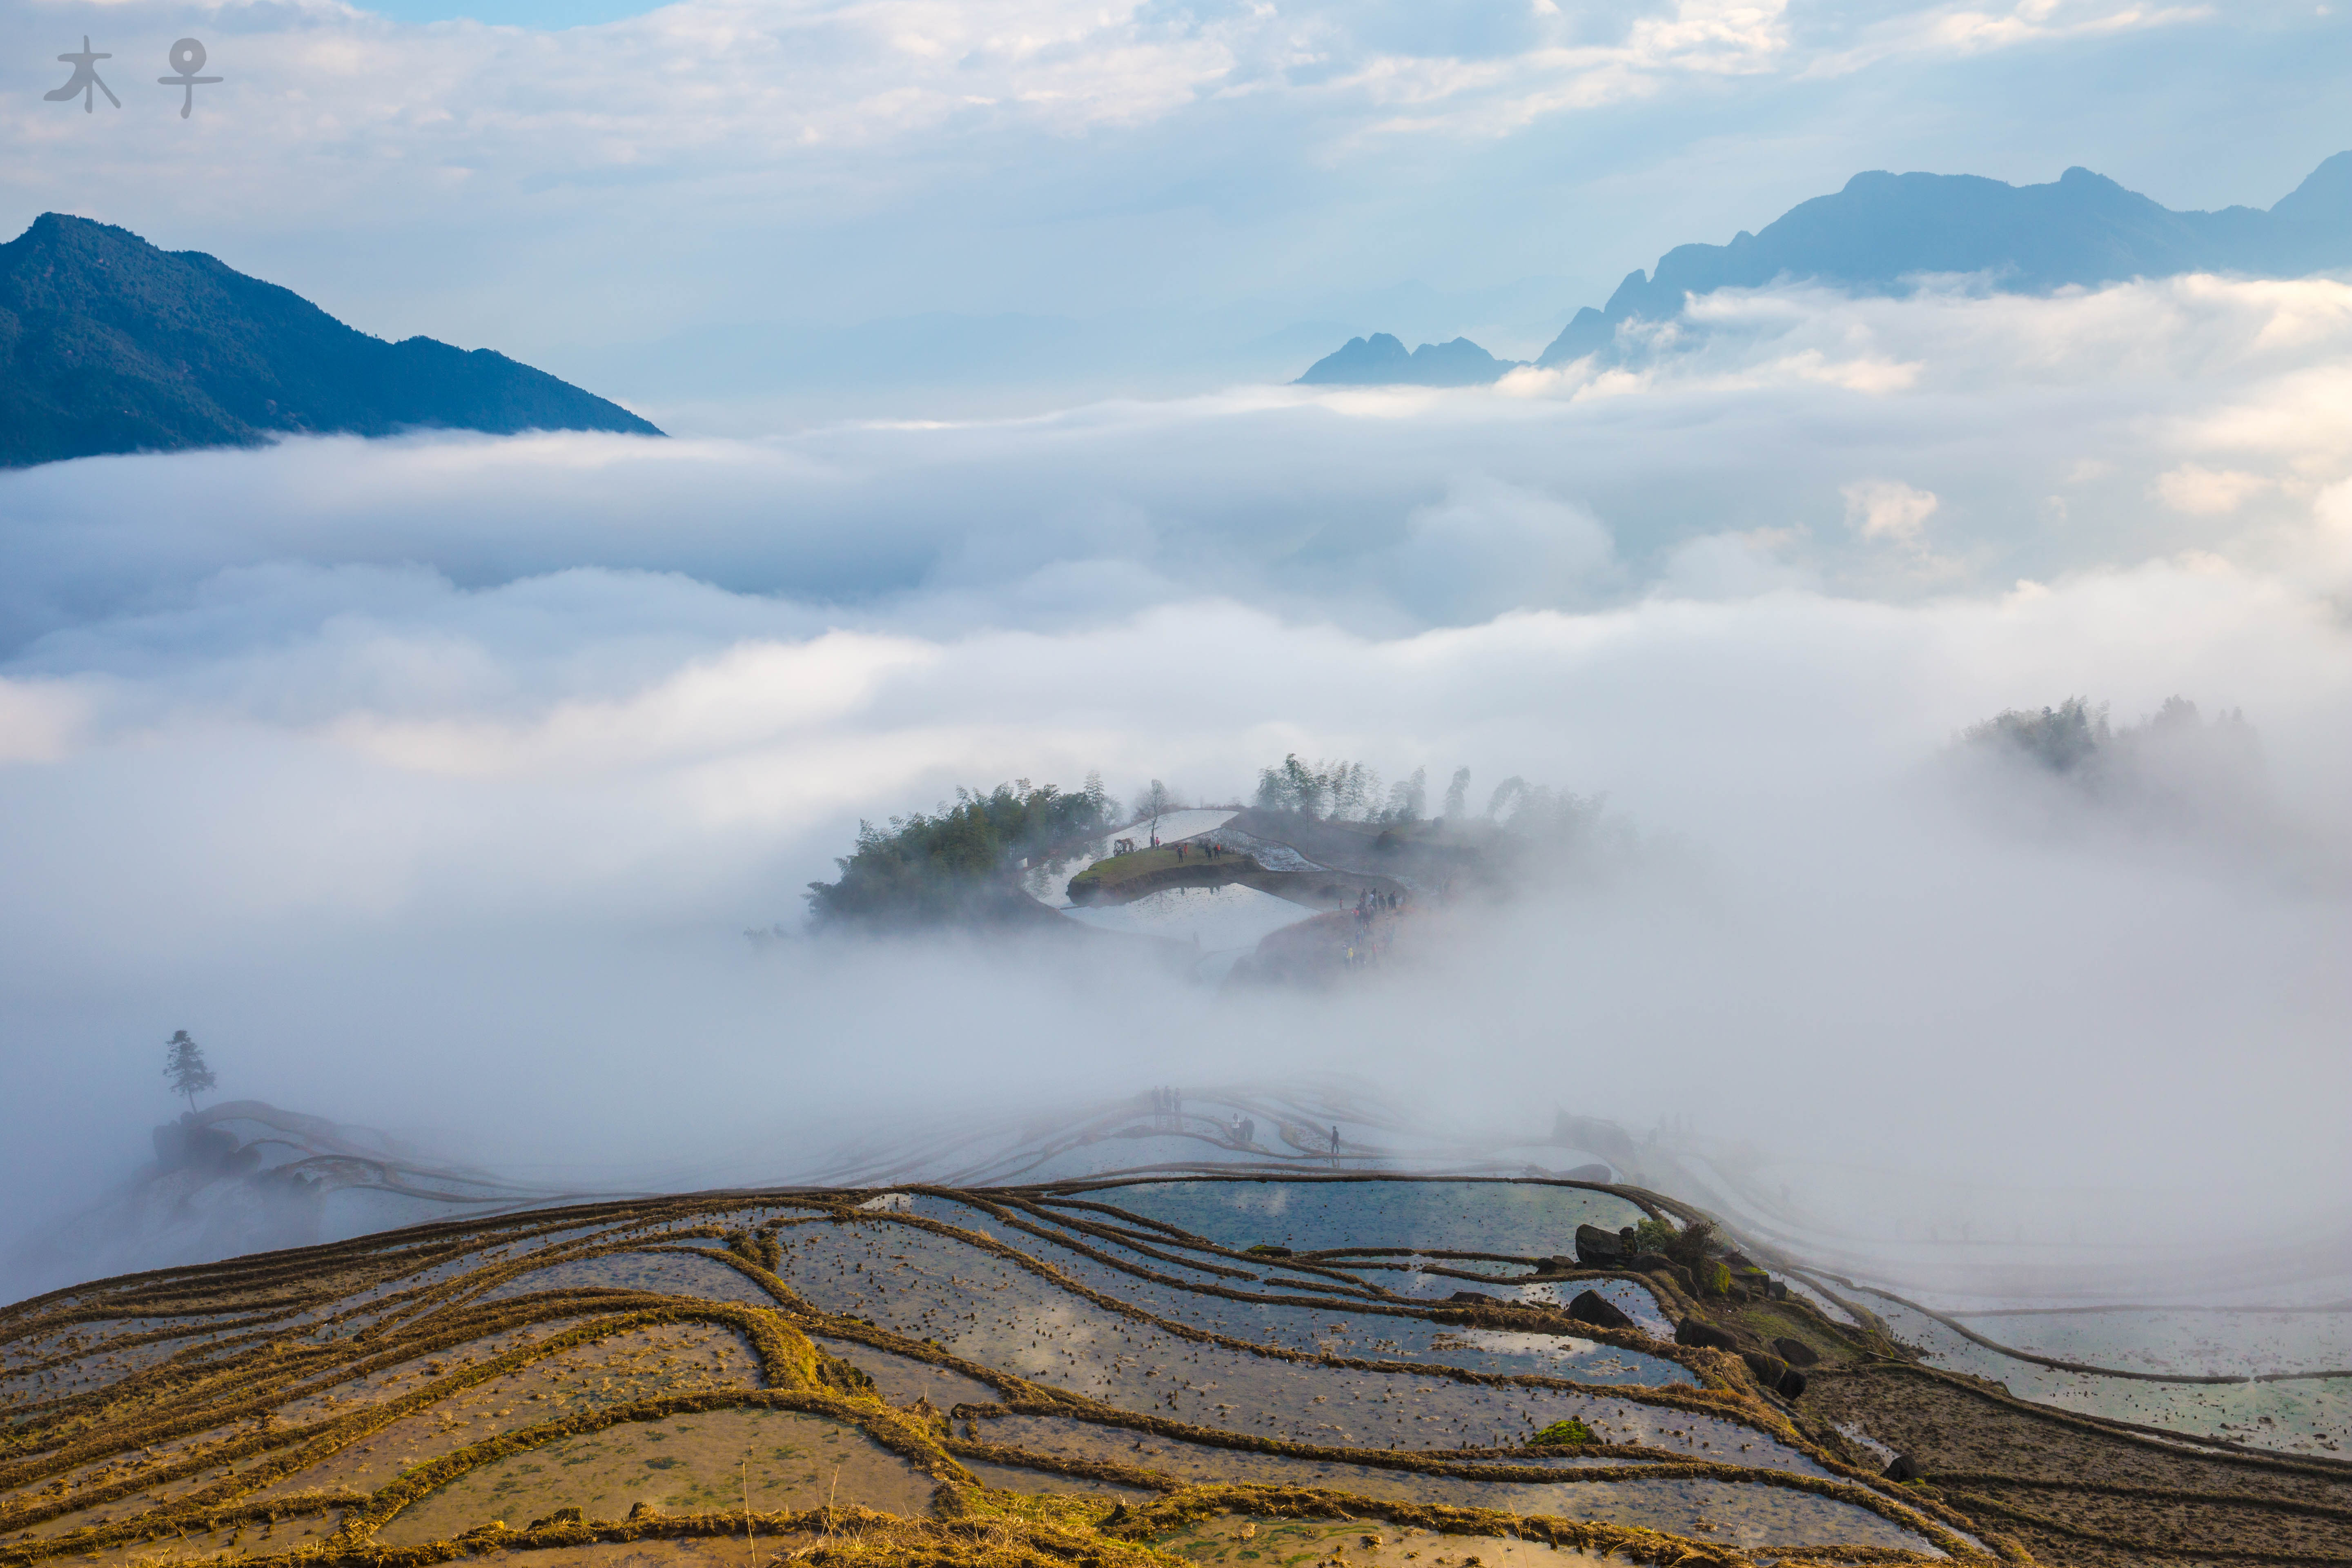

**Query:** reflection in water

left=964, top=1414, right=1931, bottom=1552
left=4, top=1176, right=1964, bottom=1564
left=1084, top=1180, right=1649, bottom=1256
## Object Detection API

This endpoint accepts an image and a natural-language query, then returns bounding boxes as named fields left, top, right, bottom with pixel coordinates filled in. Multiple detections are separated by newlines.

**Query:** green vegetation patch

left=1526, top=1418, right=1595, bottom=1446
left=807, top=778, right=1112, bottom=927
left=1066, top=845, right=1223, bottom=896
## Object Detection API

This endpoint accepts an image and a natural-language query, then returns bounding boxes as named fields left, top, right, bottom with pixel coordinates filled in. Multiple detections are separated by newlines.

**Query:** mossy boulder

left=1528, top=1417, right=1596, bottom=1446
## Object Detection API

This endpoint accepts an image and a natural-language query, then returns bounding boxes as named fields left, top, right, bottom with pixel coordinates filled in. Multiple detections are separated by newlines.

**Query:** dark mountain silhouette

left=0, top=214, right=661, bottom=468
left=1294, top=153, right=2352, bottom=385
left=1296, top=332, right=1521, bottom=387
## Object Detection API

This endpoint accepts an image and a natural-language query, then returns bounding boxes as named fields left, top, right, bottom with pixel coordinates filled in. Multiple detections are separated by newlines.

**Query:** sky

left=4, top=0, right=2350, bottom=419
left=3, top=2, right=2352, bottom=1298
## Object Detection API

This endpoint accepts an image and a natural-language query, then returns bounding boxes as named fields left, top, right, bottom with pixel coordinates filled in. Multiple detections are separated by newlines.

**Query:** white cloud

left=6, top=269, right=2352, bottom=1293
left=1842, top=478, right=1940, bottom=543
left=0, top=677, right=92, bottom=764
left=327, top=630, right=940, bottom=776
left=1806, top=0, right=2214, bottom=77
left=2311, top=477, right=2352, bottom=586
left=1655, top=529, right=1812, bottom=598
left=1344, top=0, right=1794, bottom=141
left=3, top=534, right=2347, bottom=1281
left=2154, top=463, right=2271, bottom=514
left=1378, top=476, right=1619, bottom=620
left=3, top=0, right=2318, bottom=377
left=4, top=273, right=2348, bottom=654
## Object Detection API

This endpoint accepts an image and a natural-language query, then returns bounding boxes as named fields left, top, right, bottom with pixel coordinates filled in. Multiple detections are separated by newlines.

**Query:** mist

left=4, top=276, right=2352, bottom=1304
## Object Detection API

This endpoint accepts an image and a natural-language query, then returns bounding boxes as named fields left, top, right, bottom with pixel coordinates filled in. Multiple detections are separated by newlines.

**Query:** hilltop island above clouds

left=1300, top=153, right=2352, bottom=387
left=0, top=214, right=663, bottom=470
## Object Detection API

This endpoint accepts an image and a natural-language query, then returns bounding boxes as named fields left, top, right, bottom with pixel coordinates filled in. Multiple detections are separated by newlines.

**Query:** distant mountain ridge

left=0, top=214, right=661, bottom=468
left=1296, top=333, right=1521, bottom=386
left=1298, top=152, right=2352, bottom=387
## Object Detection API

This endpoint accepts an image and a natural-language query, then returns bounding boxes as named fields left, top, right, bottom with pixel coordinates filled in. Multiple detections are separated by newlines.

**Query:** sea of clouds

left=3, top=272, right=2351, bottom=1296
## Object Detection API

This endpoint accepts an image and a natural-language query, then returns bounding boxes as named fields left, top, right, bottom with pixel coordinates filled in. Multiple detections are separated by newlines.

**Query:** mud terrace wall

left=10, top=1176, right=2343, bottom=1568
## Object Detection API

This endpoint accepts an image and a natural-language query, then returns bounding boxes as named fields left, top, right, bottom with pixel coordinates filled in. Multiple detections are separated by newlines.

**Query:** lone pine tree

left=163, top=1030, right=216, bottom=1112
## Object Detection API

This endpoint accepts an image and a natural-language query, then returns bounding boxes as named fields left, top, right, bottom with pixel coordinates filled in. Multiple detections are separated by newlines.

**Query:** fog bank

left=3, top=278, right=2350, bottom=1301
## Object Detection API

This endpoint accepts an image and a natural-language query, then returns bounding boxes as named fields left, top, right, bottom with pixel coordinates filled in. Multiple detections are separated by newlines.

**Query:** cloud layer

left=2, top=273, right=2350, bottom=1300
left=8, top=270, right=2352, bottom=649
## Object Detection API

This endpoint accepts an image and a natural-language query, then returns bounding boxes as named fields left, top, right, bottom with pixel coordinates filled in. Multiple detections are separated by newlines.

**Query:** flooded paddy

left=1070, top=1182, right=1650, bottom=1259
left=481, top=1252, right=776, bottom=1307
left=55, top=1505, right=349, bottom=1568
left=769, top=1223, right=1700, bottom=1448
left=902, top=1197, right=1691, bottom=1386
left=379, top=1408, right=936, bottom=1542
left=1939, top=1303, right=2352, bottom=1380
left=1063, top=884, right=1317, bottom=953
left=1871, top=1296, right=2352, bottom=1459
left=3, top=1176, right=2075, bottom=1568
left=1147, top=1514, right=1622, bottom=1568
left=249, top=1323, right=765, bottom=1499
left=961, top=1415, right=1931, bottom=1552
left=809, top=1336, right=1000, bottom=1410
left=1508, top=1281, right=1674, bottom=1339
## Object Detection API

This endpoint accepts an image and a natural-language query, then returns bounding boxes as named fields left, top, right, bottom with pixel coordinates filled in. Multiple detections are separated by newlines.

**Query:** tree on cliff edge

left=1136, top=779, right=1173, bottom=839
left=163, top=1030, right=216, bottom=1113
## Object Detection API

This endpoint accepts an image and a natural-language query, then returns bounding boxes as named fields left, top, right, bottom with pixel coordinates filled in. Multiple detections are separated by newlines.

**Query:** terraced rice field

left=5, top=1177, right=2345, bottom=1568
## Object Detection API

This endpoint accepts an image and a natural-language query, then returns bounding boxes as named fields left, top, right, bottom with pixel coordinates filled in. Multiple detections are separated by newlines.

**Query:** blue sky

left=7, top=0, right=2348, bottom=420
left=360, top=1, right=664, bottom=21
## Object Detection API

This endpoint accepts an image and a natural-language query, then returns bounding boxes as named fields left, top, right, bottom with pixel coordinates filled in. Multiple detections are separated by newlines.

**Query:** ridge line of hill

left=1295, top=151, right=2352, bottom=388
left=0, top=212, right=663, bottom=469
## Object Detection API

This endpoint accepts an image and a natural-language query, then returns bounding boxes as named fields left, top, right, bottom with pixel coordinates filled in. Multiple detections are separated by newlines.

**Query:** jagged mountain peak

left=1294, top=332, right=1522, bottom=388
left=1290, top=152, right=2352, bottom=386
